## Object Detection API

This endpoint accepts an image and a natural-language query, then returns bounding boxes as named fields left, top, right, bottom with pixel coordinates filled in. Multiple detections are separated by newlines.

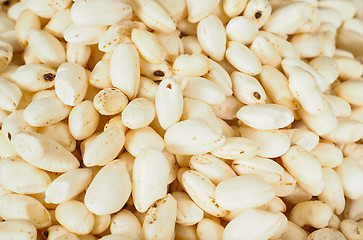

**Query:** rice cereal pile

left=0, top=0, right=363, bottom=239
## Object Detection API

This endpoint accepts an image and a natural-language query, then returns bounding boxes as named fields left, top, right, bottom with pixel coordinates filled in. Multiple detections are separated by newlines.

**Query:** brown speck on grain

left=43, top=230, right=49, bottom=238
left=166, top=83, right=172, bottom=89
left=7, top=132, right=11, bottom=141
left=253, top=91, right=261, bottom=100
left=154, top=70, right=165, bottom=77
left=255, top=11, right=262, bottom=19
left=43, top=73, right=56, bottom=82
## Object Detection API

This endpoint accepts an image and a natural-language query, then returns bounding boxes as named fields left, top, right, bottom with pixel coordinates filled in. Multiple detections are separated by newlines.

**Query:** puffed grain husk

left=98, top=20, right=145, bottom=53
left=189, top=153, right=236, bottom=185
left=335, top=80, right=363, bottom=107
left=181, top=98, right=222, bottom=135
left=140, top=58, right=173, bottom=81
left=0, top=220, right=38, bottom=240
left=281, top=128, right=319, bottom=152
left=231, top=71, right=266, bottom=104
left=172, top=191, right=204, bottom=226
left=216, top=175, right=275, bottom=211
left=55, top=200, right=94, bottom=235
left=203, top=59, right=232, bottom=96
left=136, top=77, right=159, bottom=101
left=309, top=56, right=339, bottom=85
left=15, top=10, right=41, bottom=48
left=239, top=127, right=291, bottom=158
left=0, top=156, right=51, bottom=194
left=282, top=57, right=329, bottom=92
left=336, top=157, right=363, bottom=200
left=197, top=15, right=226, bottom=61
left=311, top=142, right=343, bottom=168
left=325, top=95, right=351, bottom=118
left=226, top=41, right=262, bottom=76
left=226, top=16, right=258, bottom=45
left=130, top=0, right=176, bottom=33
left=165, top=119, right=225, bottom=155
left=44, top=9, right=72, bottom=39
left=259, top=65, right=298, bottom=110
left=70, top=0, right=132, bottom=27
left=55, top=62, right=88, bottom=106
left=12, top=132, right=80, bottom=172
left=0, top=194, right=51, bottom=229
left=346, top=196, right=363, bottom=221
left=45, top=168, right=92, bottom=204
left=23, top=97, right=71, bottom=127
left=64, top=24, right=107, bottom=45
left=183, top=77, right=226, bottom=105
left=47, top=0, right=72, bottom=10
left=69, top=100, right=99, bottom=141
left=251, top=34, right=281, bottom=67
left=121, top=98, right=155, bottom=129
left=0, top=130, right=17, bottom=159
left=182, top=170, right=227, bottom=217
left=132, top=149, right=169, bottom=213
left=185, top=0, right=219, bottom=23
left=2, top=110, right=37, bottom=140
left=10, top=63, right=56, bottom=92
left=46, top=225, right=79, bottom=240
left=182, top=36, right=202, bottom=55
left=89, top=59, right=112, bottom=89
left=291, top=33, right=319, bottom=58
left=283, top=185, right=312, bottom=206
left=7, top=2, right=28, bottom=20
left=243, top=0, right=271, bottom=28
left=172, top=53, right=209, bottom=77
left=25, top=0, right=56, bottom=18
left=212, top=96, right=243, bottom=121
left=125, top=126, right=165, bottom=157
left=0, top=77, right=21, bottom=112
left=282, top=146, right=323, bottom=186
left=259, top=31, right=300, bottom=59
left=27, top=29, right=66, bottom=67
left=93, top=88, right=128, bottom=115
left=224, top=208, right=287, bottom=240
left=66, top=43, right=91, bottom=67
left=263, top=1, right=313, bottom=35
left=322, top=118, right=363, bottom=144
left=110, top=43, right=140, bottom=100
left=197, top=218, right=224, bottom=240
left=85, top=160, right=131, bottom=215
left=308, top=228, right=347, bottom=240
left=297, top=100, right=338, bottom=136
left=318, top=167, right=345, bottom=215
left=132, top=29, right=166, bottom=64
left=280, top=221, right=308, bottom=240
left=334, top=57, right=363, bottom=81
left=155, top=78, right=183, bottom=130
left=175, top=224, right=197, bottom=240
left=272, top=170, right=297, bottom=197
left=155, top=31, right=184, bottom=62
left=142, top=194, right=177, bottom=240
left=223, top=0, right=247, bottom=17
left=237, top=103, right=294, bottom=130
left=83, top=127, right=125, bottom=167
left=90, top=214, right=110, bottom=235
left=211, top=137, right=259, bottom=160
left=232, top=156, right=284, bottom=184
left=110, top=210, right=141, bottom=239
left=23, top=45, right=41, bottom=65
left=289, top=201, right=333, bottom=229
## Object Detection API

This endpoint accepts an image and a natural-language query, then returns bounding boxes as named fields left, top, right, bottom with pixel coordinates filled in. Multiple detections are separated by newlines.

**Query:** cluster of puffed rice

left=0, top=0, right=363, bottom=239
